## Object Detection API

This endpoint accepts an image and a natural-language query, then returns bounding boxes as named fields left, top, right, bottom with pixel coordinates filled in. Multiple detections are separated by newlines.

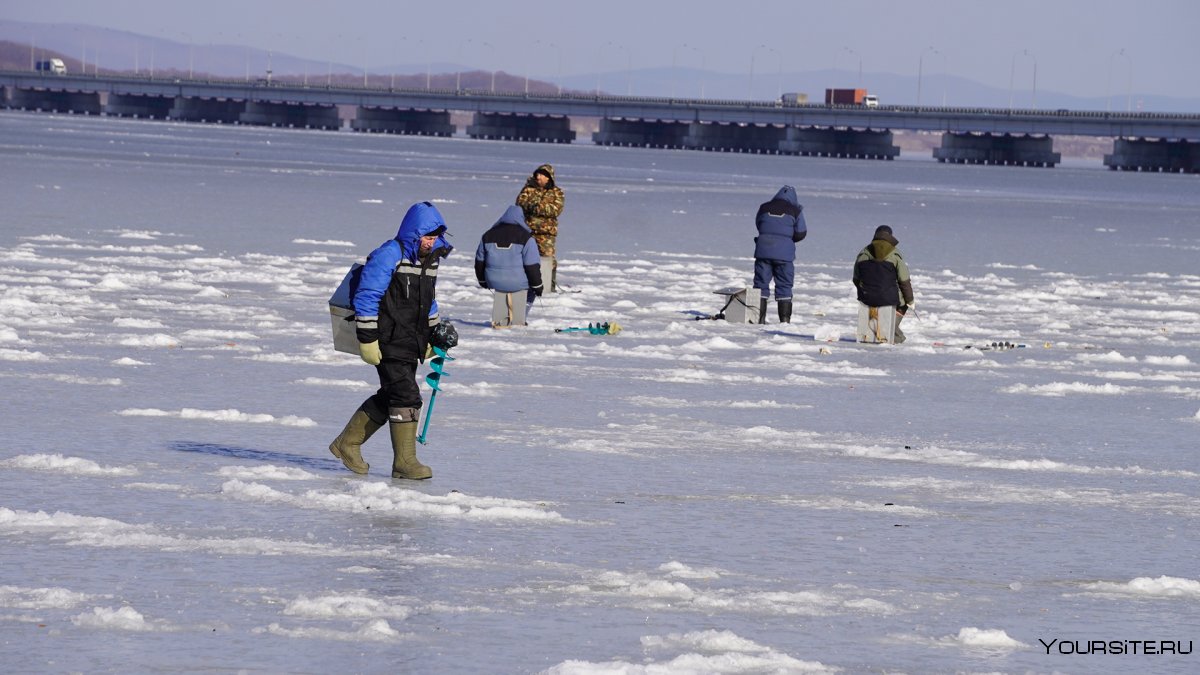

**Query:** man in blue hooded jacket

left=475, top=204, right=544, bottom=327
left=753, top=185, right=807, bottom=323
left=329, top=201, right=456, bottom=480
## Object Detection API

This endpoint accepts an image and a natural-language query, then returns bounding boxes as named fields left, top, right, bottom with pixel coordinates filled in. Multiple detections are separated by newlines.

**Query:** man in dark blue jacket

left=753, top=185, right=807, bottom=323
left=475, top=204, right=543, bottom=327
left=329, top=202, right=456, bottom=480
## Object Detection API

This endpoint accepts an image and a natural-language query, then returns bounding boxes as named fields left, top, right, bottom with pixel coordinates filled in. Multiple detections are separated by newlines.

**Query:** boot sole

left=391, top=469, right=432, bottom=480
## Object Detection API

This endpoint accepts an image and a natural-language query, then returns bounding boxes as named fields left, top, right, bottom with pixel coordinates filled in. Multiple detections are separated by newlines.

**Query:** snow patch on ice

left=840, top=444, right=1195, bottom=478
left=293, top=238, right=355, bottom=247
left=291, top=377, right=372, bottom=390
left=283, top=593, right=413, bottom=620
left=0, top=585, right=101, bottom=609
left=1, top=453, right=137, bottom=476
left=261, top=618, right=405, bottom=643
left=1080, top=576, right=1200, bottom=599
left=113, top=317, right=166, bottom=329
left=71, top=606, right=177, bottom=632
left=116, top=333, right=179, bottom=347
left=658, top=561, right=723, bottom=580
left=215, top=465, right=318, bottom=481
left=220, top=479, right=572, bottom=523
left=117, top=407, right=317, bottom=427
left=545, top=629, right=837, bottom=674
left=1145, top=354, right=1192, bottom=366
left=0, top=507, right=395, bottom=559
left=0, top=347, right=48, bottom=361
left=1074, top=350, right=1137, bottom=364
left=889, top=627, right=1027, bottom=652
left=531, top=568, right=896, bottom=617
left=1002, top=381, right=1128, bottom=396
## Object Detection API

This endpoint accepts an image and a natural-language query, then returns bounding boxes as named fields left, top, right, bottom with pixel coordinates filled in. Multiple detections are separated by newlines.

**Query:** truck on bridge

left=35, top=59, right=66, bottom=75
left=825, top=88, right=877, bottom=107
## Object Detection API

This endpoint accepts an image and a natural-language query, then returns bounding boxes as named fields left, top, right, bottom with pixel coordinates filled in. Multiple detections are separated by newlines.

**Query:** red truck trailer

left=825, top=88, right=866, bottom=105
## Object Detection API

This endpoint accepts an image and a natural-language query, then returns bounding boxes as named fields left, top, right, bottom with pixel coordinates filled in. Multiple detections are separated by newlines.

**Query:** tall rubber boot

left=777, top=300, right=792, bottom=324
left=389, top=419, right=432, bottom=480
left=893, top=312, right=907, bottom=344
left=758, top=298, right=768, bottom=324
left=329, top=408, right=382, bottom=474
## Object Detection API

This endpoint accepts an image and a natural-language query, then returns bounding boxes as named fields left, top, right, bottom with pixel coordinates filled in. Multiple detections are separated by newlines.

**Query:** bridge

left=2, top=70, right=1198, bottom=173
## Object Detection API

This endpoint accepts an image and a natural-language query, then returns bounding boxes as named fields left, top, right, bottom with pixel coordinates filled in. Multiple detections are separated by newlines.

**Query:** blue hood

left=395, top=201, right=452, bottom=260
left=774, top=185, right=800, bottom=209
left=495, top=204, right=531, bottom=232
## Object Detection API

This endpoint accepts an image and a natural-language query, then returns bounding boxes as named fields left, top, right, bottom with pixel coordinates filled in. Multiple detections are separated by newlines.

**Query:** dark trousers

left=753, top=258, right=795, bottom=301
left=360, top=358, right=422, bottom=424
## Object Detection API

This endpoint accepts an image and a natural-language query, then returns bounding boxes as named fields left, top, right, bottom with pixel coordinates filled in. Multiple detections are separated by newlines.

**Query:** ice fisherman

left=516, top=163, right=565, bottom=291
left=752, top=185, right=807, bottom=323
left=853, top=225, right=915, bottom=343
left=475, top=204, right=544, bottom=327
left=329, top=202, right=459, bottom=479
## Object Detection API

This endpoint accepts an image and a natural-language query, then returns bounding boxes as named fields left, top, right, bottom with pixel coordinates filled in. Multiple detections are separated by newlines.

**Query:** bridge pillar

left=168, top=97, right=246, bottom=124
left=466, top=113, right=575, bottom=143
left=779, top=127, right=899, bottom=159
left=682, top=122, right=786, bottom=153
left=9, top=88, right=102, bottom=114
left=240, top=101, right=340, bottom=129
left=351, top=107, right=454, bottom=136
left=106, top=93, right=174, bottom=119
left=933, top=132, right=1060, bottom=167
left=1104, top=138, right=1200, bottom=173
left=593, top=118, right=689, bottom=148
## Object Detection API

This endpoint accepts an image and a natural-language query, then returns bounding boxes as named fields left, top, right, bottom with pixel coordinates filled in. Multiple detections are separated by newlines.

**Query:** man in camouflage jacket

left=516, top=164, right=565, bottom=289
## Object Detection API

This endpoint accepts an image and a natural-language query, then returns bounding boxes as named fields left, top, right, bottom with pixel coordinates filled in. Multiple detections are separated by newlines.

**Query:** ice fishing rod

left=417, top=346, right=454, bottom=445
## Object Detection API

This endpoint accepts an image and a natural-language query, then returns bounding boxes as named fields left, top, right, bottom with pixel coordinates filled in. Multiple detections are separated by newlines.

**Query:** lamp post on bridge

left=749, top=44, right=778, bottom=100
left=480, top=41, right=496, bottom=92
left=456, top=38, right=472, bottom=92
left=841, top=46, right=862, bottom=88
left=1008, top=49, right=1036, bottom=111
left=595, top=41, right=628, bottom=96
left=672, top=43, right=705, bottom=99
left=528, top=40, right=561, bottom=95
left=917, top=46, right=939, bottom=108
left=1106, top=48, right=1132, bottom=113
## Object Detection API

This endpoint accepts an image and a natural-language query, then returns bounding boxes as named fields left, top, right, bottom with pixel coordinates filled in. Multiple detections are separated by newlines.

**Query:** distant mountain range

left=3, top=20, right=1197, bottom=113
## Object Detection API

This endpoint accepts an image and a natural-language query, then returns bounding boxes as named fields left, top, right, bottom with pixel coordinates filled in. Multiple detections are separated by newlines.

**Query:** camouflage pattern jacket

left=516, top=164, right=565, bottom=255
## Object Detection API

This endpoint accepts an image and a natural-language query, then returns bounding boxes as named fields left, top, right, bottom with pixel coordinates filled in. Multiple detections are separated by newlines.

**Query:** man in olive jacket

left=853, top=225, right=915, bottom=343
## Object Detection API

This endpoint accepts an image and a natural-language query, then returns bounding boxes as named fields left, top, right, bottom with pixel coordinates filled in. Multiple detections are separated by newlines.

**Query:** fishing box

left=713, top=286, right=760, bottom=323
left=329, top=263, right=361, bottom=355
left=857, top=302, right=898, bottom=343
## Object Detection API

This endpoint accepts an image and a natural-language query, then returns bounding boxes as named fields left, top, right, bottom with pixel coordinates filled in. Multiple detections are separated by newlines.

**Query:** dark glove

left=429, top=322, right=459, bottom=351
left=533, top=284, right=544, bottom=297
left=478, top=280, right=489, bottom=289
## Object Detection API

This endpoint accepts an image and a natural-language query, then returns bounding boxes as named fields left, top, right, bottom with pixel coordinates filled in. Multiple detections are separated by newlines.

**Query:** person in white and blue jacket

left=329, top=201, right=457, bottom=480
left=752, top=185, right=807, bottom=323
left=475, top=204, right=544, bottom=316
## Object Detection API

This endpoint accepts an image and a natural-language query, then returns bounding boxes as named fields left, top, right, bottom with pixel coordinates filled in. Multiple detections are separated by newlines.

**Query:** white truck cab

left=863, top=94, right=879, bottom=108
left=36, top=58, right=67, bottom=75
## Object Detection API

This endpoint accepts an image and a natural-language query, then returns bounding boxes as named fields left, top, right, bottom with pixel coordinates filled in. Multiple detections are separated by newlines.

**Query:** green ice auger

left=417, top=346, right=454, bottom=445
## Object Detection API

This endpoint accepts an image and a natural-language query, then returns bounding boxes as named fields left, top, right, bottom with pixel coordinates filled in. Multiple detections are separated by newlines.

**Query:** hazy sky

left=5, top=0, right=1199, bottom=98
